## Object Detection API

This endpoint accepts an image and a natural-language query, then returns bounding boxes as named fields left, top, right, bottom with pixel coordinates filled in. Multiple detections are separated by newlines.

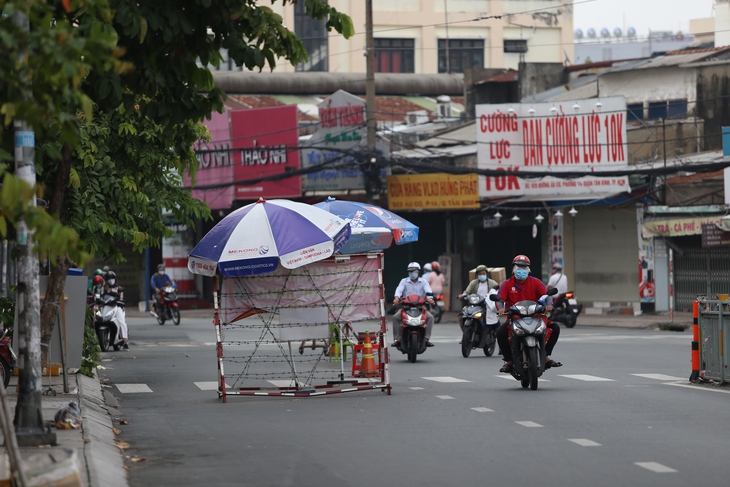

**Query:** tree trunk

left=39, top=146, right=72, bottom=366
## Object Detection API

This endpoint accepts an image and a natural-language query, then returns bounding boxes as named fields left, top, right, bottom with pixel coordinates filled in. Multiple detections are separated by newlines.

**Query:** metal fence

left=696, top=297, right=730, bottom=383
left=675, top=247, right=730, bottom=312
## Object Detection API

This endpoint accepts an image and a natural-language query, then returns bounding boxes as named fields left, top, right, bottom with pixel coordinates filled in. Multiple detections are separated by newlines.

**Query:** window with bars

left=438, top=39, right=485, bottom=73
left=374, top=38, right=415, bottom=73
left=294, top=1, right=329, bottom=72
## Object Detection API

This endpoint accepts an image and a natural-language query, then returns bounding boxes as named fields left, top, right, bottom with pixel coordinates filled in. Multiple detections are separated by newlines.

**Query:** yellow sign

left=387, top=173, right=479, bottom=210
left=642, top=216, right=722, bottom=237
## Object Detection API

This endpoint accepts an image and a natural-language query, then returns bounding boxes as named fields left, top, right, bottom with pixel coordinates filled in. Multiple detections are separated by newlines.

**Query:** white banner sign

left=476, top=97, right=631, bottom=199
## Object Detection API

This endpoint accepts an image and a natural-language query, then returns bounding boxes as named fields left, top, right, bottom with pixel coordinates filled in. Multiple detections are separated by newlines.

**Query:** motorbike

left=394, top=294, right=429, bottom=363
left=490, top=287, right=558, bottom=390
left=95, top=294, right=126, bottom=352
left=0, top=328, right=16, bottom=389
left=156, top=282, right=180, bottom=326
left=549, top=291, right=582, bottom=328
left=460, top=294, right=497, bottom=358
left=428, top=293, right=445, bottom=323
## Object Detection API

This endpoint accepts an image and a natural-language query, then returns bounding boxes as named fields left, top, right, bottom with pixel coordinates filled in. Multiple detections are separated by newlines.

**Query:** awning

left=642, top=215, right=725, bottom=237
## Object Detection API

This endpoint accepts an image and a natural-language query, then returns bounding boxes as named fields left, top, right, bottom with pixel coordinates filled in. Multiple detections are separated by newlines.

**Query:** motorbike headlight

left=535, top=322, right=546, bottom=335
left=512, top=323, right=526, bottom=336
left=474, top=312, right=483, bottom=318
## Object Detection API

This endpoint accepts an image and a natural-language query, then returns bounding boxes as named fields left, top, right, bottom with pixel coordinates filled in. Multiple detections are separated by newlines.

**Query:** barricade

left=695, top=296, right=730, bottom=383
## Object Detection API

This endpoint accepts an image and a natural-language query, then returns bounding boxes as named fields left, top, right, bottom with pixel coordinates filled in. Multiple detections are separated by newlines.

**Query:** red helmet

left=92, top=275, right=103, bottom=285
left=431, top=261, right=440, bottom=271
left=512, top=255, right=531, bottom=266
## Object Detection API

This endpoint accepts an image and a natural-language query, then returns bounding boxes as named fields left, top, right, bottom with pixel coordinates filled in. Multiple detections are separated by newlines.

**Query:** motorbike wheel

left=521, top=378, right=529, bottom=389
left=528, top=348, right=539, bottom=391
left=97, top=329, right=110, bottom=352
left=565, top=315, right=577, bottom=328
left=407, top=334, right=418, bottom=363
left=461, top=327, right=473, bottom=358
left=157, top=310, right=166, bottom=326
left=434, top=306, right=443, bottom=324
left=172, top=307, right=181, bottom=325
left=483, top=337, right=496, bottom=357
left=0, top=356, right=10, bottom=389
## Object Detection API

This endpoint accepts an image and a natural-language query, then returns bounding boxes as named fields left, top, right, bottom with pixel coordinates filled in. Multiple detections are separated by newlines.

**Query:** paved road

left=100, top=314, right=730, bottom=487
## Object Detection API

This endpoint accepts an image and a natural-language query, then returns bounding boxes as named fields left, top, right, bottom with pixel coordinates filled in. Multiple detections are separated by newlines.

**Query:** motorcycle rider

left=546, top=262, right=568, bottom=295
left=392, top=262, right=435, bottom=348
left=421, top=262, right=433, bottom=281
left=457, top=265, right=498, bottom=332
left=103, top=271, right=129, bottom=350
left=427, top=261, right=445, bottom=296
left=150, top=264, right=173, bottom=318
left=496, top=255, right=562, bottom=373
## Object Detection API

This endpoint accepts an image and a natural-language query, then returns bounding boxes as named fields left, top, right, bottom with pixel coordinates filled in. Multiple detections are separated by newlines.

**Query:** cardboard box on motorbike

left=468, top=267, right=506, bottom=284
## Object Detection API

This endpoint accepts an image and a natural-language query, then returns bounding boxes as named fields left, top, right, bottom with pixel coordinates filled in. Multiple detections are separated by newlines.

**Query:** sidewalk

left=0, top=372, right=128, bottom=487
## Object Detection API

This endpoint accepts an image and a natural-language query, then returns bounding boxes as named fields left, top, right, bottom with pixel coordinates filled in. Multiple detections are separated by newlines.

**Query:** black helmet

left=157, top=264, right=165, bottom=271
left=106, top=271, right=117, bottom=280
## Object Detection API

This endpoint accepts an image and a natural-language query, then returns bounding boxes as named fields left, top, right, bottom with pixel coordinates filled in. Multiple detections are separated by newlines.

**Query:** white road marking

left=436, top=395, right=455, bottom=400
left=471, top=407, right=493, bottom=413
left=568, top=438, right=601, bottom=447
left=409, top=387, right=424, bottom=390
left=632, top=373, right=686, bottom=381
left=515, top=421, right=543, bottom=428
left=664, top=382, right=730, bottom=394
left=116, top=384, right=153, bottom=393
left=560, top=374, right=615, bottom=382
left=635, top=462, right=677, bottom=473
left=422, top=376, right=471, bottom=383
left=494, top=375, right=549, bottom=382
left=194, top=381, right=219, bottom=391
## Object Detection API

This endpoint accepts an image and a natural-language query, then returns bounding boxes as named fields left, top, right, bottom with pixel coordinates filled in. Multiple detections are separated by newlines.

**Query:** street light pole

left=364, top=0, right=379, bottom=204
left=12, top=9, right=56, bottom=447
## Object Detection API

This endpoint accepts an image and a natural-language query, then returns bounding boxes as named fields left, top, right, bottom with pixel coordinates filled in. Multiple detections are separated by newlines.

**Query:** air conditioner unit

left=437, top=103, right=452, bottom=119
left=406, top=110, right=429, bottom=125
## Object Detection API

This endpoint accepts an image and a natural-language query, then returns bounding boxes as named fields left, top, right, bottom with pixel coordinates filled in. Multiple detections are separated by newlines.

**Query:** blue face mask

left=477, top=274, right=487, bottom=282
left=514, top=269, right=529, bottom=280
left=409, top=271, right=419, bottom=280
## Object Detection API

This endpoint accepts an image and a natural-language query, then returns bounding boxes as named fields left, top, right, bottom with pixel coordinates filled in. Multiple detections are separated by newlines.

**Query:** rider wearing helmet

left=457, top=264, right=499, bottom=332
left=150, top=264, right=173, bottom=317
left=421, top=262, right=433, bottom=281
left=392, top=262, right=436, bottom=348
left=427, top=261, right=445, bottom=295
left=102, top=271, right=129, bottom=350
left=496, top=255, right=562, bottom=373
left=88, top=268, right=105, bottom=294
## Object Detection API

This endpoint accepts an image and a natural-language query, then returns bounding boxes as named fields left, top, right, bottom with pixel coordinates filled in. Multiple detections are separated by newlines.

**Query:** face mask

left=514, top=269, right=529, bottom=280
left=477, top=274, right=487, bottom=282
left=158, top=270, right=165, bottom=275
left=108, top=279, right=116, bottom=286
left=409, top=271, right=419, bottom=280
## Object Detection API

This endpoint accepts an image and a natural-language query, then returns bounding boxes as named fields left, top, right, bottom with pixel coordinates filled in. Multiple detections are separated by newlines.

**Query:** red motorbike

left=156, top=282, right=180, bottom=326
left=0, top=328, right=17, bottom=389
left=394, top=294, right=428, bottom=363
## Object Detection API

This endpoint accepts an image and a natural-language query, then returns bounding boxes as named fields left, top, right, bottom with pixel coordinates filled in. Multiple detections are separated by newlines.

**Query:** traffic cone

left=360, top=330, right=379, bottom=378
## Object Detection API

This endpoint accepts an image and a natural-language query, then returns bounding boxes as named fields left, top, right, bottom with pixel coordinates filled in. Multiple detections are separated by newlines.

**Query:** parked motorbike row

left=392, top=288, right=582, bottom=391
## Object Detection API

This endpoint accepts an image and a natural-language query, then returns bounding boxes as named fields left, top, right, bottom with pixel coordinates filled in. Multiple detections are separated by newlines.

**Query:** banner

left=643, top=216, right=723, bottom=237
left=637, top=207, right=655, bottom=303
left=187, top=109, right=235, bottom=210
left=386, top=173, right=480, bottom=210
left=550, top=214, right=564, bottom=269
left=301, top=90, right=389, bottom=191
left=476, top=97, right=631, bottom=199
left=231, top=105, right=301, bottom=200
left=220, top=256, right=381, bottom=324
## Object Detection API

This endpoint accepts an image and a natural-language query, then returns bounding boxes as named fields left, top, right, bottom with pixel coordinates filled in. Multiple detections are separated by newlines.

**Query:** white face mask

left=108, top=279, right=116, bottom=286
left=158, top=270, right=165, bottom=275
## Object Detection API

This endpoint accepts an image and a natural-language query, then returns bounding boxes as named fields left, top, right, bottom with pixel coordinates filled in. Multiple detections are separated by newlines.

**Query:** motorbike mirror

left=489, top=294, right=501, bottom=302
left=547, top=287, right=559, bottom=296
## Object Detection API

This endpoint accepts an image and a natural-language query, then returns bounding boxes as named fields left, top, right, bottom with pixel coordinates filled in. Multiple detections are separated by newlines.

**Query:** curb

left=77, top=371, right=129, bottom=487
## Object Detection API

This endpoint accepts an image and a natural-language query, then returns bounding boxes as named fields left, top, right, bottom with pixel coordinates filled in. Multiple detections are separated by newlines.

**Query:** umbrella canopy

left=314, top=197, right=418, bottom=254
left=188, top=198, right=351, bottom=277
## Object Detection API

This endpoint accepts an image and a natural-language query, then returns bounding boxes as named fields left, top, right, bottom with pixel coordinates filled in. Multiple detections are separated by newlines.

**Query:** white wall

left=599, top=67, right=697, bottom=109
left=717, top=1, right=730, bottom=48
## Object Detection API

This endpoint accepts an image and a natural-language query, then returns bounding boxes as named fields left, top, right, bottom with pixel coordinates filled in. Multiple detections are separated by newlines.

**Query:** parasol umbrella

left=314, top=197, right=419, bottom=254
left=188, top=198, right=351, bottom=277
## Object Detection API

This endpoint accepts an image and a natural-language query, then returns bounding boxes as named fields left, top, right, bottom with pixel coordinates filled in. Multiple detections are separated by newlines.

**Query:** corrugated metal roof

left=608, top=49, right=730, bottom=72
left=417, top=122, right=476, bottom=148
left=394, top=144, right=477, bottom=159
left=521, top=74, right=598, bottom=103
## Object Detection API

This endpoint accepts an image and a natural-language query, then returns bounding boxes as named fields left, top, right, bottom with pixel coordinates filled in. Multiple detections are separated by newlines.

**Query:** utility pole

left=444, top=0, right=450, bottom=73
left=364, top=0, right=379, bottom=203
left=12, top=9, right=56, bottom=447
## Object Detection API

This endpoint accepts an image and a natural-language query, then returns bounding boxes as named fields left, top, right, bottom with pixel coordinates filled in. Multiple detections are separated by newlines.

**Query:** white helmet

left=406, top=262, right=421, bottom=271
left=423, top=263, right=432, bottom=272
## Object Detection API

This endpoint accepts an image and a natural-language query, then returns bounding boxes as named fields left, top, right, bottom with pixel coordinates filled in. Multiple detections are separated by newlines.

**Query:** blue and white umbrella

left=188, top=198, right=351, bottom=277
left=314, top=197, right=419, bottom=254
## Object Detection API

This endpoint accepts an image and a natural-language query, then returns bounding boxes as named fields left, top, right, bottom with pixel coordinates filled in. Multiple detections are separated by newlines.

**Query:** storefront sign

left=476, top=97, right=631, bottom=199
left=231, top=105, right=301, bottom=200
left=642, top=216, right=723, bottom=237
left=637, top=207, right=655, bottom=303
left=386, top=173, right=480, bottom=210
left=187, top=109, right=235, bottom=210
left=702, top=223, right=730, bottom=248
left=302, top=90, right=389, bottom=191
left=550, top=214, right=564, bottom=269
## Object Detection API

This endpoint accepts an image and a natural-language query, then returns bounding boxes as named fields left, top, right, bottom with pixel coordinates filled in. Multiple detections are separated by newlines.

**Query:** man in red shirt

left=496, top=255, right=562, bottom=373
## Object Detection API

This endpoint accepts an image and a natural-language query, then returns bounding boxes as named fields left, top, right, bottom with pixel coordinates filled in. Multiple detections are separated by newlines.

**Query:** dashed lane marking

left=559, top=374, right=615, bottom=382
left=515, top=421, right=543, bottom=428
left=568, top=438, right=601, bottom=447
left=436, top=395, right=455, bottom=400
left=409, top=387, right=424, bottom=390
left=422, top=376, right=471, bottom=383
left=495, top=375, right=549, bottom=381
left=664, top=382, right=730, bottom=394
left=631, top=373, right=687, bottom=381
left=635, top=462, right=677, bottom=473
left=194, top=381, right=219, bottom=391
left=471, top=407, right=494, bottom=413
left=115, top=384, right=153, bottom=393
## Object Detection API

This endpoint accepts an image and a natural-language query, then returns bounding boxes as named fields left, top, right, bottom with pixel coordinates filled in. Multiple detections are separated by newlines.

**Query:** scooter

left=156, top=282, right=180, bottom=326
left=460, top=294, right=497, bottom=358
left=394, top=294, right=429, bottom=363
left=428, top=293, right=445, bottom=324
left=549, top=291, right=582, bottom=328
left=95, top=294, right=126, bottom=352
left=490, top=288, right=558, bottom=390
left=0, top=328, right=16, bottom=389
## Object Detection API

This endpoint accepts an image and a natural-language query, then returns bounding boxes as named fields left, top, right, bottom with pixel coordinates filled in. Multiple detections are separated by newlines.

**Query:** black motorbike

left=460, top=294, right=497, bottom=358
left=427, top=293, right=445, bottom=323
left=549, top=291, right=582, bottom=328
